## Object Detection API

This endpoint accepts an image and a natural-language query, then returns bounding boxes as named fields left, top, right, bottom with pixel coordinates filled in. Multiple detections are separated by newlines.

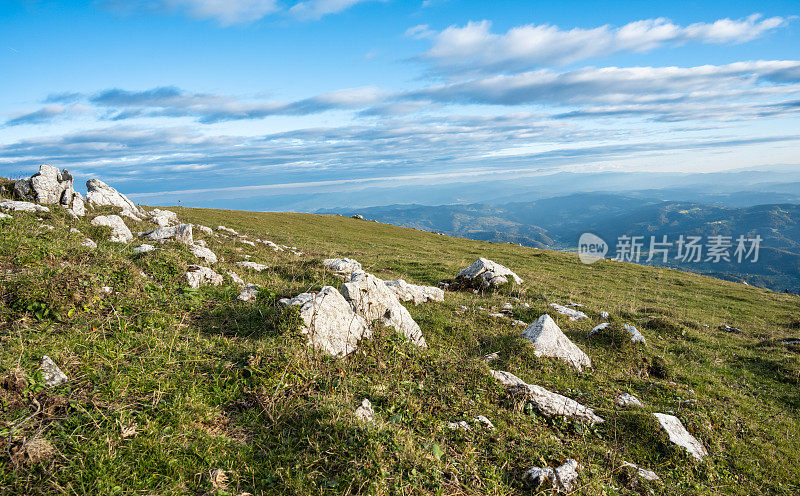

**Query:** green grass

left=1, top=202, right=799, bottom=495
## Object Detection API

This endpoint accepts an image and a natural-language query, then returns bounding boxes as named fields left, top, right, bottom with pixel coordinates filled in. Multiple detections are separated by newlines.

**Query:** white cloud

left=289, top=0, right=382, bottom=21
left=166, top=0, right=280, bottom=25
left=419, top=15, right=789, bottom=74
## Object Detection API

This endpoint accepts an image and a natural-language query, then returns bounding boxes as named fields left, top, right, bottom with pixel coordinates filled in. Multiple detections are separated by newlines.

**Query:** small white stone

left=355, top=398, right=375, bottom=422
left=615, top=393, right=643, bottom=408
left=236, top=261, right=268, bottom=272
left=133, top=244, right=155, bottom=254
left=474, top=415, right=495, bottom=430
left=40, top=356, right=68, bottom=386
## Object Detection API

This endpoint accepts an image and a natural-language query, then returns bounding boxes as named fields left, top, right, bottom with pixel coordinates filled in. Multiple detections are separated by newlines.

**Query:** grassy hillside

left=1, top=201, right=799, bottom=495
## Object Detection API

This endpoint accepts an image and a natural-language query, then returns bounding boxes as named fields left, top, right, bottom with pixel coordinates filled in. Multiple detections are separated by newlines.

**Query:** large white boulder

left=456, top=257, right=523, bottom=287
left=148, top=209, right=179, bottom=227
left=141, top=224, right=193, bottom=245
left=341, top=272, right=427, bottom=348
left=185, top=265, right=223, bottom=288
left=522, top=315, right=592, bottom=371
left=86, top=179, right=144, bottom=220
left=0, top=200, right=49, bottom=213
left=323, top=258, right=362, bottom=277
left=384, top=279, right=445, bottom=305
left=653, top=413, right=708, bottom=460
left=491, top=370, right=603, bottom=424
left=91, top=215, right=133, bottom=243
left=13, top=164, right=84, bottom=216
left=279, top=286, right=371, bottom=357
left=522, top=459, right=580, bottom=492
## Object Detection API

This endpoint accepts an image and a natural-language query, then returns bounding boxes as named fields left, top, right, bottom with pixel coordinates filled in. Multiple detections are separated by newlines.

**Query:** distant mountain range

left=326, top=193, right=800, bottom=293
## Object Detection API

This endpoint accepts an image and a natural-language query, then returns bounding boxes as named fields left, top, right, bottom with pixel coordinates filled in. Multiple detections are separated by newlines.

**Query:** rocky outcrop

left=456, top=257, right=523, bottom=288
left=40, top=356, right=68, bottom=387
left=549, top=303, right=588, bottom=321
left=185, top=265, right=223, bottom=288
left=383, top=279, right=445, bottom=305
left=323, top=258, right=362, bottom=278
left=522, top=315, right=591, bottom=371
left=653, top=413, right=707, bottom=460
left=148, top=209, right=179, bottom=227
left=141, top=224, right=193, bottom=245
left=86, top=179, right=144, bottom=220
left=341, top=272, right=427, bottom=348
left=13, top=164, right=84, bottom=216
left=189, top=243, right=217, bottom=264
left=91, top=215, right=133, bottom=243
left=522, top=459, right=580, bottom=492
left=279, top=286, right=371, bottom=357
left=0, top=200, right=49, bottom=213
left=491, top=370, right=603, bottom=424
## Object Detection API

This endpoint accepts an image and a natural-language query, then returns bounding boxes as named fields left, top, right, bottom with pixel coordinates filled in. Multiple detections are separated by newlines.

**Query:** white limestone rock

left=279, top=286, right=371, bottom=357
left=185, top=265, right=223, bottom=288
left=216, top=225, right=238, bottom=235
left=624, top=323, right=647, bottom=344
left=323, top=257, right=362, bottom=277
left=653, top=413, right=707, bottom=460
left=616, top=393, right=643, bottom=408
left=141, top=224, right=193, bottom=245
left=522, top=459, right=580, bottom=492
left=85, top=179, right=144, bottom=220
left=91, top=215, right=133, bottom=243
left=355, top=399, right=375, bottom=422
left=0, top=200, right=49, bottom=213
left=447, top=420, right=470, bottom=431
left=491, top=370, right=603, bottom=424
left=81, top=238, right=98, bottom=249
left=549, top=303, right=589, bottom=321
left=40, top=356, right=68, bottom=387
left=341, top=272, right=427, bottom=349
left=589, top=322, right=610, bottom=335
left=621, top=461, right=661, bottom=482
left=238, top=284, right=260, bottom=302
left=474, top=415, right=495, bottom=430
left=522, top=314, right=592, bottom=371
left=383, top=279, right=445, bottom=305
left=134, top=244, right=155, bottom=254
left=189, top=243, right=217, bottom=264
left=148, top=208, right=179, bottom=227
left=195, top=224, right=213, bottom=235
left=456, top=257, right=523, bottom=287
left=13, top=165, right=82, bottom=216
left=226, top=271, right=245, bottom=285
left=600, top=311, right=610, bottom=320
left=0, top=212, right=11, bottom=220
left=236, top=261, right=268, bottom=272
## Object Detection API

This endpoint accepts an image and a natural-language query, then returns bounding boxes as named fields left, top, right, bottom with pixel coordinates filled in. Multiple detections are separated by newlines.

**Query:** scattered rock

left=189, top=243, right=217, bottom=264
left=653, top=413, right=708, bottom=460
left=355, top=399, right=375, bottom=422
left=351, top=214, right=365, bottom=220
left=456, top=257, right=523, bottom=287
left=226, top=271, right=244, bottom=285
left=621, top=461, right=661, bottom=482
left=589, top=322, right=610, bottom=335
left=237, top=284, right=260, bottom=302
left=447, top=420, right=470, bottom=431
left=323, top=257, right=362, bottom=277
left=483, top=352, right=500, bottom=362
left=69, top=228, right=81, bottom=234
left=133, top=244, right=155, bottom=254
left=383, top=279, right=445, bottom=305
left=512, top=319, right=527, bottom=327
left=600, top=311, right=610, bottom=320
left=474, top=415, right=495, bottom=430
left=522, top=314, right=592, bottom=371
left=456, top=305, right=468, bottom=313
left=491, top=370, right=603, bottom=423
left=236, top=261, right=268, bottom=272
left=81, top=238, right=97, bottom=249
left=100, top=286, right=113, bottom=294
left=719, top=324, right=742, bottom=334
left=0, top=212, right=11, bottom=220
left=185, top=265, right=223, bottom=288
left=194, top=239, right=207, bottom=247
left=40, top=356, right=68, bottom=386
left=195, top=224, right=213, bottom=235
left=549, top=303, right=588, bottom=321
left=91, top=215, right=133, bottom=243
left=522, top=459, right=580, bottom=492
left=240, top=239, right=256, bottom=247
left=85, top=179, right=144, bottom=220
left=209, top=469, right=228, bottom=490
left=141, top=224, right=193, bottom=245
left=216, top=225, right=238, bottom=235
left=279, top=286, right=371, bottom=357
left=341, top=272, right=427, bottom=348
left=624, top=323, right=647, bottom=344
left=502, top=302, right=514, bottom=312
left=0, top=200, right=49, bottom=213
left=148, top=208, right=179, bottom=227
left=616, top=393, right=643, bottom=408
left=488, top=312, right=505, bottom=318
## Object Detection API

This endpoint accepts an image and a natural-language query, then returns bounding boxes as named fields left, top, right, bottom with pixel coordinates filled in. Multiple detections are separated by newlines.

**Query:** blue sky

left=1, top=0, right=799, bottom=210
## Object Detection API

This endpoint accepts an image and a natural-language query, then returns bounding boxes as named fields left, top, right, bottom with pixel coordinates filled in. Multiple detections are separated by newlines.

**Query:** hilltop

left=1, top=171, right=800, bottom=495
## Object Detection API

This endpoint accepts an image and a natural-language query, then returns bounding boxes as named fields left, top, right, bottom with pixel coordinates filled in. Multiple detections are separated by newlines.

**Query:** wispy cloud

left=416, top=15, right=790, bottom=74
left=288, top=0, right=384, bottom=21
